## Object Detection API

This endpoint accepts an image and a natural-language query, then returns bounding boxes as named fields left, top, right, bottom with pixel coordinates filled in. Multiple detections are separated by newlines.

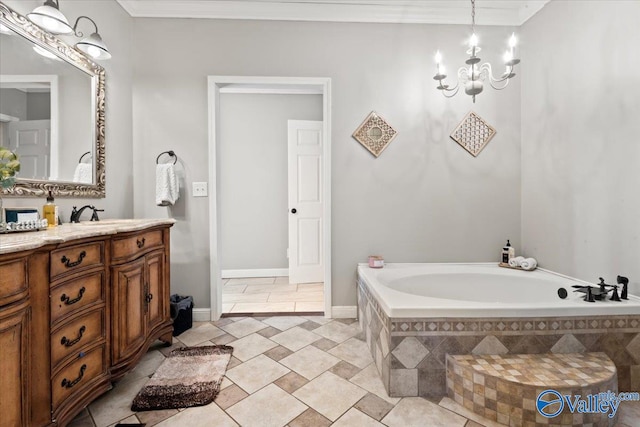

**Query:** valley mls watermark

left=536, top=389, right=640, bottom=419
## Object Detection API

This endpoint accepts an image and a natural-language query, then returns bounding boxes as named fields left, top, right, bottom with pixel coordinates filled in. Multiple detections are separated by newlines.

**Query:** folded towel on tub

left=509, top=256, right=525, bottom=268
left=520, top=258, right=537, bottom=271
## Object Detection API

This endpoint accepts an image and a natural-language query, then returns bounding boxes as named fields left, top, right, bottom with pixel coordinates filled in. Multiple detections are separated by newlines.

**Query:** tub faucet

left=70, top=205, right=103, bottom=223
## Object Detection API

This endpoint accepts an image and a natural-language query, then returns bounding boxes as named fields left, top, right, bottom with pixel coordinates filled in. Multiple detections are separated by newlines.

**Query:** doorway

left=207, top=76, right=332, bottom=320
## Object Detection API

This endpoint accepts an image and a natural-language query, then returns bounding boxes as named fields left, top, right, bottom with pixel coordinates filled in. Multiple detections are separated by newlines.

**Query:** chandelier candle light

left=433, top=0, right=520, bottom=103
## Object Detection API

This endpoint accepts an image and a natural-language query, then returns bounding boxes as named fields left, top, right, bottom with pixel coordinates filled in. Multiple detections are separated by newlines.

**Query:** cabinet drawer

left=50, top=271, right=105, bottom=324
left=51, top=308, right=105, bottom=368
left=112, top=230, right=163, bottom=262
left=50, top=242, right=104, bottom=281
left=0, top=257, right=28, bottom=307
left=51, top=344, right=106, bottom=410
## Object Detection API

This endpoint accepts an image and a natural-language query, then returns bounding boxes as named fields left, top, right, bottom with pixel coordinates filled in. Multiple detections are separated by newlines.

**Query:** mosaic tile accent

left=357, top=273, right=640, bottom=400
left=446, top=352, right=618, bottom=426
left=450, top=111, right=496, bottom=157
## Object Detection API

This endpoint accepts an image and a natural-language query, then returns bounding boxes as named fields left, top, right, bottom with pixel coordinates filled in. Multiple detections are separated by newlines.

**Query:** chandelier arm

left=479, top=62, right=513, bottom=86
left=441, top=87, right=460, bottom=98
left=437, top=78, right=459, bottom=93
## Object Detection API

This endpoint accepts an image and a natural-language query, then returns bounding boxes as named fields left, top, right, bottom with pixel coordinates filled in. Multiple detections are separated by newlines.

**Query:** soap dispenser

left=43, top=190, right=58, bottom=227
left=501, top=240, right=514, bottom=264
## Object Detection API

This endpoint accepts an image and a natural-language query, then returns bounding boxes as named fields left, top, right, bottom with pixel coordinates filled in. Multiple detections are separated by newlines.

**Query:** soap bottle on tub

left=501, top=240, right=514, bottom=264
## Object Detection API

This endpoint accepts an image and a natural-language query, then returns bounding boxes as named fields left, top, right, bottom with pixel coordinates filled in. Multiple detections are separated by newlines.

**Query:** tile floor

left=222, top=277, right=324, bottom=314
left=70, top=316, right=640, bottom=427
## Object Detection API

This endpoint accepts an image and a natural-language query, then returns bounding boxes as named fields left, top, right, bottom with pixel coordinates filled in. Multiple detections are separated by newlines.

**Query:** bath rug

left=131, top=345, right=233, bottom=411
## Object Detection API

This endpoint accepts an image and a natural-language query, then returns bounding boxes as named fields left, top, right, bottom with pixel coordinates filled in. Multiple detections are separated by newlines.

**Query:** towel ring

left=156, top=150, right=178, bottom=165
left=78, top=151, right=91, bottom=164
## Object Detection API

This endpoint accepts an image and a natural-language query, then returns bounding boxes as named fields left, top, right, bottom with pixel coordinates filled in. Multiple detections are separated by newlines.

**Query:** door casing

left=207, top=76, right=332, bottom=320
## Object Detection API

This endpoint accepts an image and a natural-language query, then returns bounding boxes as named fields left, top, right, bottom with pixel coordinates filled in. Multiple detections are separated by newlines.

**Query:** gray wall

left=26, top=92, right=51, bottom=120
left=3, top=0, right=134, bottom=220
left=219, top=93, right=322, bottom=271
left=132, top=18, right=522, bottom=308
left=521, top=0, right=640, bottom=295
left=0, top=88, right=27, bottom=120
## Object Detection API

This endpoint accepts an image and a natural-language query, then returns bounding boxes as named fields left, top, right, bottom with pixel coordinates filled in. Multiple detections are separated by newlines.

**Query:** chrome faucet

left=70, top=205, right=104, bottom=223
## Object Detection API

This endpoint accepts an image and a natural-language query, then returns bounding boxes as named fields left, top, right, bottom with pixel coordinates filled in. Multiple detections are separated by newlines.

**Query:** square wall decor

left=352, top=111, right=397, bottom=158
left=450, top=111, right=496, bottom=157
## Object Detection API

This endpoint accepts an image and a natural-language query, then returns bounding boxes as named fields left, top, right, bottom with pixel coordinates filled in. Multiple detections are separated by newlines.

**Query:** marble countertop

left=0, top=219, right=176, bottom=255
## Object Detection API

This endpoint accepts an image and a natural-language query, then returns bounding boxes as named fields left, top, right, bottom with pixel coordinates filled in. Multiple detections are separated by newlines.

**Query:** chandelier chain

left=471, top=0, right=475, bottom=32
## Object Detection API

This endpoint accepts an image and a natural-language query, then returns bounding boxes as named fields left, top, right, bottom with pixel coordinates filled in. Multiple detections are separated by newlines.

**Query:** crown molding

left=115, top=1, right=550, bottom=26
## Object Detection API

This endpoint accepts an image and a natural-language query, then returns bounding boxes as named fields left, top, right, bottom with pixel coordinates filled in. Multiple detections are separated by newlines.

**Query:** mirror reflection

left=368, top=126, right=383, bottom=141
left=0, top=22, right=94, bottom=184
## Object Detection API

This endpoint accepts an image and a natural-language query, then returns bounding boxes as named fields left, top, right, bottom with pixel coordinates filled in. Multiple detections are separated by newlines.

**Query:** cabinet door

left=145, top=250, right=167, bottom=333
left=111, top=258, right=146, bottom=364
left=0, top=304, right=30, bottom=427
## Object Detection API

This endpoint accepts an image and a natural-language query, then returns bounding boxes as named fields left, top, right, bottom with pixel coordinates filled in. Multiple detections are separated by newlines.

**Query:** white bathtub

left=357, top=263, right=640, bottom=318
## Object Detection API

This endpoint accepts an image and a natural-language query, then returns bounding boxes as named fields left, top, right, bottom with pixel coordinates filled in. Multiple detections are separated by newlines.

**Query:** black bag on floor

left=170, top=294, right=194, bottom=337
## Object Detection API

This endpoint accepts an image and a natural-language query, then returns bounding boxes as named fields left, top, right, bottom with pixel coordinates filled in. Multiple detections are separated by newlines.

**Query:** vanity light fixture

left=433, top=0, right=520, bottom=103
left=27, top=2, right=111, bottom=60
left=27, top=0, right=74, bottom=35
left=72, top=16, right=111, bottom=60
left=0, top=23, right=13, bottom=35
left=33, top=45, right=59, bottom=60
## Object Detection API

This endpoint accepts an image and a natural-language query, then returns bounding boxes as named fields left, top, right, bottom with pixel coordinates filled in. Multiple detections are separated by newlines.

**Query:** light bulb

left=503, top=50, right=513, bottom=63
left=87, top=45, right=101, bottom=58
left=469, top=33, right=479, bottom=47
left=509, top=33, right=517, bottom=48
left=439, top=65, right=446, bottom=75
left=435, top=50, right=442, bottom=64
left=33, top=45, right=57, bottom=59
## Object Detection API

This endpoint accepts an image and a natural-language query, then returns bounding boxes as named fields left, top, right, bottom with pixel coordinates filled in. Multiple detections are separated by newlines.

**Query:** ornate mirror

left=0, top=2, right=105, bottom=197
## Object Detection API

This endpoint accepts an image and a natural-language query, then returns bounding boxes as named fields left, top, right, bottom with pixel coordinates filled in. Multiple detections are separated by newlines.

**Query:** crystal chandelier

left=433, top=0, right=520, bottom=103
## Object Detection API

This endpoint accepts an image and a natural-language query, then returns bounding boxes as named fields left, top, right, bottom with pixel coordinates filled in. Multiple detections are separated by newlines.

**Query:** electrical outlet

left=192, top=182, right=208, bottom=197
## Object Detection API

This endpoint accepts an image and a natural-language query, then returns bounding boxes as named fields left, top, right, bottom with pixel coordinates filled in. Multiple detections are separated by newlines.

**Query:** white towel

left=509, top=256, right=525, bottom=268
left=156, top=163, right=179, bottom=206
left=73, top=163, right=92, bottom=183
left=520, top=257, right=537, bottom=271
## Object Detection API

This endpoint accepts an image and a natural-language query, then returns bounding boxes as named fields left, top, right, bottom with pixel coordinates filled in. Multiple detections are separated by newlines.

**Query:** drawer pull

left=136, top=237, right=146, bottom=248
left=61, top=364, right=87, bottom=389
left=61, top=326, right=86, bottom=347
left=60, top=287, right=86, bottom=305
left=145, top=293, right=153, bottom=303
left=61, top=251, right=87, bottom=268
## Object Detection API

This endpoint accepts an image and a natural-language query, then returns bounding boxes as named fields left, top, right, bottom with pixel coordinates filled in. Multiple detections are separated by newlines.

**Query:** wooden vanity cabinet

left=0, top=249, right=51, bottom=427
left=110, top=227, right=172, bottom=380
left=49, top=237, right=110, bottom=425
left=0, top=221, right=173, bottom=427
left=0, top=298, right=30, bottom=427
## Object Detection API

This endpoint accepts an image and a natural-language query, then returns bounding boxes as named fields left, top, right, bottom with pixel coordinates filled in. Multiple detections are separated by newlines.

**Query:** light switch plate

left=192, top=182, right=208, bottom=197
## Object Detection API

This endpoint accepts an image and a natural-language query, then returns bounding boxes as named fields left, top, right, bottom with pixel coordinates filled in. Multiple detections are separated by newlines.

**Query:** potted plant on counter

left=0, top=146, right=21, bottom=226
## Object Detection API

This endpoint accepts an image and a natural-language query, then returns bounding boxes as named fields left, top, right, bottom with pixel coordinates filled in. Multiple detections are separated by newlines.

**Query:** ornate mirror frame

left=0, top=2, right=105, bottom=198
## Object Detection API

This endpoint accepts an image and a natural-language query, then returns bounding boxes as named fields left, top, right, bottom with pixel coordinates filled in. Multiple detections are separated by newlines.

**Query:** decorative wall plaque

left=450, top=111, right=496, bottom=157
left=352, top=111, right=397, bottom=158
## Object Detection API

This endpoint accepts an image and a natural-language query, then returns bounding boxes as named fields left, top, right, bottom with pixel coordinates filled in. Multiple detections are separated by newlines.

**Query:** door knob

left=291, top=208, right=297, bottom=214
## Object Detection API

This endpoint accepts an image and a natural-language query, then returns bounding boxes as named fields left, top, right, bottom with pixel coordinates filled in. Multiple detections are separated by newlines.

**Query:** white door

left=288, top=120, right=324, bottom=284
left=7, top=119, right=50, bottom=180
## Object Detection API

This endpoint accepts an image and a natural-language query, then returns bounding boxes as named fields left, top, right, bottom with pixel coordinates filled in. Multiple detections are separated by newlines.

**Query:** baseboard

left=193, top=305, right=355, bottom=321
left=221, top=268, right=289, bottom=278
left=192, top=308, right=212, bottom=322
left=331, top=306, right=357, bottom=318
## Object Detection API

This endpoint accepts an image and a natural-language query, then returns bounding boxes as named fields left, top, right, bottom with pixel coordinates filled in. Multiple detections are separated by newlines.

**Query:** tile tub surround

left=357, top=276, right=640, bottom=399
left=446, top=353, right=618, bottom=426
